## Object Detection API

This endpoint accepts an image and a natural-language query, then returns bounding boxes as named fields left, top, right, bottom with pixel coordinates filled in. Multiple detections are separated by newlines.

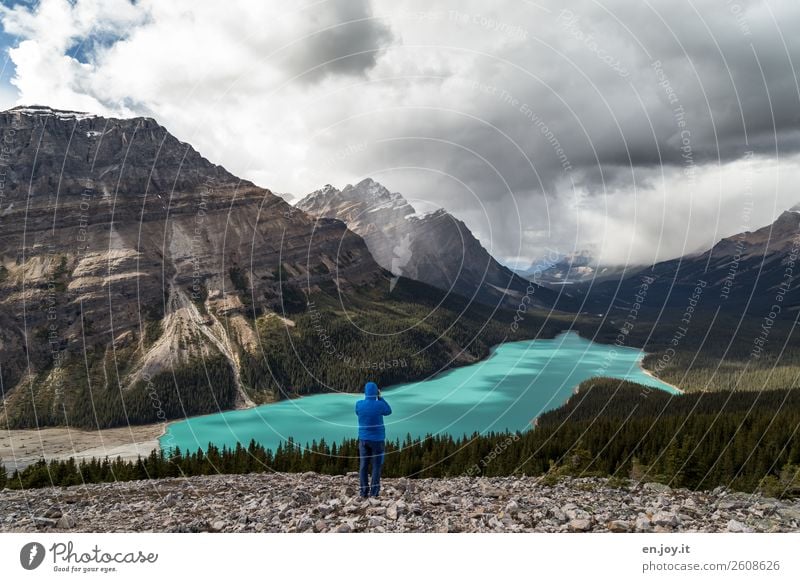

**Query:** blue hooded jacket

left=355, top=381, right=392, bottom=441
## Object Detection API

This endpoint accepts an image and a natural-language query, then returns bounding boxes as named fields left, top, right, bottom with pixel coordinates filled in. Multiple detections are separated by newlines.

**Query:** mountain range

left=513, top=249, right=634, bottom=288
left=0, top=106, right=556, bottom=429
left=1, top=105, right=797, bottom=430
left=296, top=179, right=564, bottom=311
left=577, top=206, right=800, bottom=318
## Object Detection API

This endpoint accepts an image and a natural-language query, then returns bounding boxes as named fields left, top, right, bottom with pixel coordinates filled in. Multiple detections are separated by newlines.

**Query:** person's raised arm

left=379, top=395, right=392, bottom=415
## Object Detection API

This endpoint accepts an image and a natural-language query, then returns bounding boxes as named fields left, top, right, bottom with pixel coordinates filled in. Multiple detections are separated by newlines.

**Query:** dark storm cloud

left=337, top=0, right=800, bottom=264
left=4, top=0, right=800, bottom=263
left=280, top=0, right=393, bottom=82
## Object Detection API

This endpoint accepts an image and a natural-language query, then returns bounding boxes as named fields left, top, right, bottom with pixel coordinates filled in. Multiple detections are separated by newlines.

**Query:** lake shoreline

left=639, top=366, right=685, bottom=394
left=0, top=423, right=165, bottom=472
left=2, top=332, right=679, bottom=468
left=161, top=331, right=679, bottom=453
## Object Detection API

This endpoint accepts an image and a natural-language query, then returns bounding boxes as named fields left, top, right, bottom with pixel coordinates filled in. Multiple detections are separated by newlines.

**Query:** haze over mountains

left=513, top=250, right=635, bottom=289
left=578, top=206, right=800, bottom=318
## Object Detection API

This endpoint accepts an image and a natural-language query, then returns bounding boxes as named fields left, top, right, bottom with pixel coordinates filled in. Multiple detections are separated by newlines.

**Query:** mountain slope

left=297, top=179, right=565, bottom=310
left=579, top=206, right=800, bottom=318
left=0, top=106, right=560, bottom=429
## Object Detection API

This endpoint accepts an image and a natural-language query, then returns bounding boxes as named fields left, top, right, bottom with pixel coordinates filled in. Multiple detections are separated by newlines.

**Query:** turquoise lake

left=160, top=331, right=679, bottom=453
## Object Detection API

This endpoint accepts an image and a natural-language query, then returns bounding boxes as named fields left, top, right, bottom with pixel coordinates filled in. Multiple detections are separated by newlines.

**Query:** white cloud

left=1, top=0, right=799, bottom=266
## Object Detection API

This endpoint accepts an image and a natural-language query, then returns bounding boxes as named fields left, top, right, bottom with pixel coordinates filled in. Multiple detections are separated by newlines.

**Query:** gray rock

left=33, top=517, right=57, bottom=528
left=727, top=519, right=751, bottom=533
left=635, top=516, right=652, bottom=532
left=651, top=511, right=679, bottom=528
left=776, top=506, right=800, bottom=521
left=563, top=504, right=591, bottom=521
left=386, top=503, right=399, bottom=520
left=2, top=473, right=798, bottom=534
left=43, top=506, right=63, bottom=519
left=643, top=482, right=672, bottom=494
left=568, top=518, right=592, bottom=532
left=607, top=520, right=631, bottom=532
left=56, top=514, right=76, bottom=529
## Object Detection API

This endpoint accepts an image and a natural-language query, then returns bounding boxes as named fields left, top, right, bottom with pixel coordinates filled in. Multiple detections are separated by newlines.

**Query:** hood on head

left=364, top=381, right=379, bottom=398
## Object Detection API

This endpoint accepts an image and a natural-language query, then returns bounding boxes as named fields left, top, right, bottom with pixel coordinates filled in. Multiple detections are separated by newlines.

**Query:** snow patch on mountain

left=7, top=105, right=99, bottom=121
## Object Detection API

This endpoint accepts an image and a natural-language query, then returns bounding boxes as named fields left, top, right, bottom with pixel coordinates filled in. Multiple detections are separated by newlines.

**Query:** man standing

left=355, top=381, right=392, bottom=498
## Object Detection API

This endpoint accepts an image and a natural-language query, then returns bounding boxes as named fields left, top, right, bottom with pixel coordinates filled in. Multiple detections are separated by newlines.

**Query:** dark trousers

left=358, top=440, right=385, bottom=497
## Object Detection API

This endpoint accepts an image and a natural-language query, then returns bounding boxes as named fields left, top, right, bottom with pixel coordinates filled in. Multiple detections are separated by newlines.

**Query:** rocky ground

left=1, top=472, right=799, bottom=533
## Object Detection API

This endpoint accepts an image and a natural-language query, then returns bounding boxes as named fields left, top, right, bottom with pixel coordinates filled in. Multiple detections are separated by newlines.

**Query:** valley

left=0, top=105, right=798, bottom=502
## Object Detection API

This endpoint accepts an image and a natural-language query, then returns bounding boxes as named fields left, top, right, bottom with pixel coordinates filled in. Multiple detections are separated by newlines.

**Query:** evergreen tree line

left=3, top=352, right=238, bottom=429
left=3, top=380, right=798, bottom=498
left=627, top=309, right=800, bottom=393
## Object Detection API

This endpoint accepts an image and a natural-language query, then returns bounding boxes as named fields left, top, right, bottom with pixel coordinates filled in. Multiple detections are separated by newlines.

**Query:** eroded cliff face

left=0, top=106, right=385, bottom=427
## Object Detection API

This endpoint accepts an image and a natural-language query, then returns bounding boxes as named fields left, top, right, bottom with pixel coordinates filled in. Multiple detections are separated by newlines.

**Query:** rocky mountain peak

left=299, top=178, right=413, bottom=219
left=297, top=180, right=562, bottom=310
left=348, top=177, right=394, bottom=200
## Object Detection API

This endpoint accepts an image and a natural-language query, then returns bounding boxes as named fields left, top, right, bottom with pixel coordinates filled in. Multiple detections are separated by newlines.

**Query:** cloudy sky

left=1, top=0, right=799, bottom=267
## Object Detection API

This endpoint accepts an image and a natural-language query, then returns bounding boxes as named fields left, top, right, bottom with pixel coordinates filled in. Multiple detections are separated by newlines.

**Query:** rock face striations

left=0, top=107, right=547, bottom=429
left=0, top=106, right=385, bottom=428
left=297, top=179, right=565, bottom=311
left=1, top=471, right=797, bottom=533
